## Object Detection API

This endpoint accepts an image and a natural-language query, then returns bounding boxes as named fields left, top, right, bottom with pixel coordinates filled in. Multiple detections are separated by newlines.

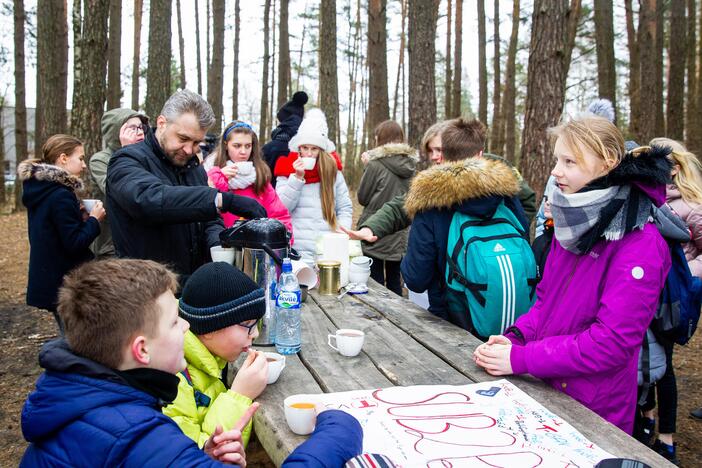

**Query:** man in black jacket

left=106, top=90, right=266, bottom=284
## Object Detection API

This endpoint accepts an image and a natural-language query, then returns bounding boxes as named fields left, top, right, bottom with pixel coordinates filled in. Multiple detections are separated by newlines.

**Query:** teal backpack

left=445, top=201, right=538, bottom=338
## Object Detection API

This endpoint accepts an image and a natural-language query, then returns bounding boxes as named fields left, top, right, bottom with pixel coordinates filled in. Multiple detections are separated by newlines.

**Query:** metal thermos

left=317, top=260, right=341, bottom=295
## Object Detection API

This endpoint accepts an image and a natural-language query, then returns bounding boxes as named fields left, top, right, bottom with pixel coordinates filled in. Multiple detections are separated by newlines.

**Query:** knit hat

left=277, top=91, right=309, bottom=122
left=288, top=108, right=336, bottom=153
left=178, top=262, right=266, bottom=335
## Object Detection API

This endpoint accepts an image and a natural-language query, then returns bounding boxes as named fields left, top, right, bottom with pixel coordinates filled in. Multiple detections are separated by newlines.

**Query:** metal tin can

left=317, top=260, right=341, bottom=295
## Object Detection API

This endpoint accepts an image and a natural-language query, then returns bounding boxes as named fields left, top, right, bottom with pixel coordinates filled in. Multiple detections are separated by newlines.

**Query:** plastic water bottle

left=275, top=258, right=302, bottom=355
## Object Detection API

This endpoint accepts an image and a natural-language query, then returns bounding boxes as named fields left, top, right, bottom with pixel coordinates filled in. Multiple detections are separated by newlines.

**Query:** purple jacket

left=506, top=208, right=670, bottom=434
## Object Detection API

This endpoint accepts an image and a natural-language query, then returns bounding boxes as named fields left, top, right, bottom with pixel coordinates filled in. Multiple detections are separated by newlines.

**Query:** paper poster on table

left=309, top=379, right=613, bottom=467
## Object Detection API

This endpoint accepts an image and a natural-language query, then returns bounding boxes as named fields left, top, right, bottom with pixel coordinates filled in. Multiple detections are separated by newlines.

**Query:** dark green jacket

left=357, top=143, right=417, bottom=261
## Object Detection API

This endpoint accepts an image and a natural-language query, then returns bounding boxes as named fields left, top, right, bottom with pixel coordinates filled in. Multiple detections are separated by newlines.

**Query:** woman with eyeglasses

left=89, top=108, right=149, bottom=257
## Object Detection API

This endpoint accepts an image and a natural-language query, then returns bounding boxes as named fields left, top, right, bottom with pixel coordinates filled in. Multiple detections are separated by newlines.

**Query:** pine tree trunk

left=501, top=0, right=520, bottom=164
left=269, top=0, right=277, bottom=139
left=106, top=0, right=121, bottom=108
left=489, top=0, right=502, bottom=152
left=260, top=0, right=271, bottom=139
left=207, top=0, right=225, bottom=134
left=319, top=0, right=340, bottom=143
left=368, top=0, right=390, bottom=134
left=0, top=99, right=5, bottom=205
left=563, top=0, right=581, bottom=77
left=408, top=0, right=439, bottom=147
left=145, top=0, right=172, bottom=120
left=686, top=0, right=698, bottom=151
left=232, top=0, right=240, bottom=120
left=71, top=0, right=82, bottom=116
left=131, top=0, right=142, bottom=110
left=71, top=0, right=109, bottom=171
left=594, top=0, right=617, bottom=123
left=667, top=0, right=686, bottom=140
left=206, top=0, right=211, bottom=78
left=444, top=0, right=452, bottom=119
left=451, top=0, right=462, bottom=117
left=13, top=0, right=28, bottom=210
left=519, top=0, right=569, bottom=200
left=654, top=0, right=665, bottom=136
left=625, top=0, right=640, bottom=139
left=195, top=0, right=202, bottom=95
left=477, top=0, right=487, bottom=123
left=393, top=0, right=407, bottom=122
left=176, top=0, right=186, bottom=89
left=695, top=0, right=702, bottom=152
left=36, top=0, right=68, bottom=152
left=277, top=0, right=291, bottom=108
left=638, top=0, right=658, bottom=143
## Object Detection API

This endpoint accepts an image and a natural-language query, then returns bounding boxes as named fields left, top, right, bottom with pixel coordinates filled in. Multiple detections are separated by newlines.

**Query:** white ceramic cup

left=291, top=259, right=318, bottom=289
left=82, top=199, right=99, bottom=212
left=235, top=160, right=254, bottom=175
left=301, top=157, right=317, bottom=170
left=351, top=256, right=374, bottom=268
left=327, top=329, right=365, bottom=357
left=265, top=352, right=286, bottom=384
left=348, top=269, right=371, bottom=286
left=210, top=246, right=235, bottom=264
left=284, top=395, right=317, bottom=435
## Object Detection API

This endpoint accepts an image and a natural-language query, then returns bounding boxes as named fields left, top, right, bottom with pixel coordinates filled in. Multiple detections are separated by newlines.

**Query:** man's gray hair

left=160, top=89, right=216, bottom=130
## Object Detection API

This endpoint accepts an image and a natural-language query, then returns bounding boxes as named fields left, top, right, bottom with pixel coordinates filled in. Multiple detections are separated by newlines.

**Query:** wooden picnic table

left=245, top=280, right=673, bottom=467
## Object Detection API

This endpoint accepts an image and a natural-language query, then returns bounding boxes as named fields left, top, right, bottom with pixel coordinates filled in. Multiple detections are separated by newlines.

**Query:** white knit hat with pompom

left=288, top=108, right=336, bottom=153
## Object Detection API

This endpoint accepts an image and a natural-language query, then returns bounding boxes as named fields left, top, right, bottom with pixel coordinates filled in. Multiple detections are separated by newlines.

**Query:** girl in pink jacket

left=204, top=121, right=293, bottom=237
left=474, top=116, right=671, bottom=435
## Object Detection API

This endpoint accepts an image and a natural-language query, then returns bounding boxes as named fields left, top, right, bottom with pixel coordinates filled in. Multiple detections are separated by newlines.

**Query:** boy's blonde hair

left=548, top=115, right=625, bottom=169
left=651, top=137, right=702, bottom=204
left=58, top=259, right=178, bottom=369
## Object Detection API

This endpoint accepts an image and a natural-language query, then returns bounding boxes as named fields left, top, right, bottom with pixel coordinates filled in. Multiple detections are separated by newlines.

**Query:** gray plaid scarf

left=550, top=184, right=653, bottom=255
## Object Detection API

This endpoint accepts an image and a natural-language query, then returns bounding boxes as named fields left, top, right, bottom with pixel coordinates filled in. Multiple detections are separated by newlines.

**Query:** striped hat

left=345, top=453, right=398, bottom=468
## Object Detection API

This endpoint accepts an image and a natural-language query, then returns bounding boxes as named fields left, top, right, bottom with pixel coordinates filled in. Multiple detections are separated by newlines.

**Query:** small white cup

left=235, top=160, right=254, bottom=175
left=284, top=395, right=317, bottom=435
left=291, top=259, right=318, bottom=289
left=210, top=246, right=235, bottom=264
left=301, top=157, right=317, bottom=170
left=351, top=256, right=374, bottom=268
left=348, top=269, right=371, bottom=286
left=265, top=352, right=286, bottom=384
left=82, top=199, right=99, bottom=212
left=328, top=329, right=365, bottom=357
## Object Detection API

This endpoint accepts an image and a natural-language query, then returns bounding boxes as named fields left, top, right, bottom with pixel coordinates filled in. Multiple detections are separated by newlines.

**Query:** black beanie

left=179, top=262, right=266, bottom=335
left=277, top=91, right=308, bottom=122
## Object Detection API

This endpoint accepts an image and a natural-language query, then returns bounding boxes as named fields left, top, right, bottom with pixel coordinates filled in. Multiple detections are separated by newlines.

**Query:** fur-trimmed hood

left=366, top=143, right=418, bottom=179
left=18, top=159, right=84, bottom=192
left=367, top=143, right=418, bottom=161
left=405, top=157, right=520, bottom=217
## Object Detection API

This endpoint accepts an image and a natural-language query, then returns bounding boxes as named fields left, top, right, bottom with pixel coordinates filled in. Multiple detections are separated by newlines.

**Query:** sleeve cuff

left=288, top=174, right=305, bottom=190
left=510, top=344, right=529, bottom=375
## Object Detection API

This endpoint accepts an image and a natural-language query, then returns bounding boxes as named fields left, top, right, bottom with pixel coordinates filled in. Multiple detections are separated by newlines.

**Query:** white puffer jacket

left=276, top=172, right=353, bottom=262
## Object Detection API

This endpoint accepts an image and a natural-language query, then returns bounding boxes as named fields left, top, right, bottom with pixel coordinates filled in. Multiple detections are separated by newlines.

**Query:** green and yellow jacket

left=163, top=330, right=254, bottom=448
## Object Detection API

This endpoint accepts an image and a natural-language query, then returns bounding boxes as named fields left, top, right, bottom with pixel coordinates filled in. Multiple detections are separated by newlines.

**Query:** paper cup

left=291, top=259, right=318, bottom=289
left=265, top=352, right=286, bottom=384
left=284, top=395, right=317, bottom=435
left=301, top=157, right=317, bottom=170
left=82, top=199, right=99, bottom=212
left=210, top=246, right=235, bottom=264
left=235, top=160, right=254, bottom=175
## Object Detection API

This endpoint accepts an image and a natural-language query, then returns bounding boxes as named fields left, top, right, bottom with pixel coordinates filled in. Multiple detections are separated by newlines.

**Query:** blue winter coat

left=401, top=158, right=527, bottom=327
left=18, top=160, right=100, bottom=311
left=106, top=128, right=224, bottom=282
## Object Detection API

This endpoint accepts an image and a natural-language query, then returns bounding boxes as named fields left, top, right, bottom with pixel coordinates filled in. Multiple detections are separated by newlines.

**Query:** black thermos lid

left=220, top=218, right=289, bottom=250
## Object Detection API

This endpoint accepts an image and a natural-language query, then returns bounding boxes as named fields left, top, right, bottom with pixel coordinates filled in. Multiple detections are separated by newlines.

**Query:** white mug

left=351, top=256, right=373, bottom=268
left=210, top=246, right=235, bottom=264
left=328, top=329, right=365, bottom=357
left=348, top=269, right=371, bottom=286
left=301, top=157, right=317, bottom=170
left=284, top=395, right=317, bottom=435
left=82, top=199, right=99, bottom=212
left=264, top=352, right=286, bottom=384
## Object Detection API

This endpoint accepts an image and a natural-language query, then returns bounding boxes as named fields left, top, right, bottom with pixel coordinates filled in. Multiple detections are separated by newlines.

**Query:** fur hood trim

left=405, top=157, right=519, bottom=217
left=17, top=159, right=84, bottom=193
left=367, top=143, right=419, bottom=162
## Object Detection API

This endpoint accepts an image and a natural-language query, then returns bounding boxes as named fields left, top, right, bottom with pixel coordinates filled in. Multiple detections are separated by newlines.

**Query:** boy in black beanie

left=163, top=262, right=269, bottom=449
left=263, top=91, right=309, bottom=179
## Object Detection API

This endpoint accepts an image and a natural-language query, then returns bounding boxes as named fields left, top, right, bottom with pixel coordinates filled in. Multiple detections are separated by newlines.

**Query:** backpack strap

left=447, top=248, right=488, bottom=306
left=180, top=369, right=212, bottom=408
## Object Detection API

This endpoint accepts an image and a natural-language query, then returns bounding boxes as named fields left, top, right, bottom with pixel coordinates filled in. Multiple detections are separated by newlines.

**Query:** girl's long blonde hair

left=651, top=137, right=702, bottom=204
left=317, top=150, right=339, bottom=229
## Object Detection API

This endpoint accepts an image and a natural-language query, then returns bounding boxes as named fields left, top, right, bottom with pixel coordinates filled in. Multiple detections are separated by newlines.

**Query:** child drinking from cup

left=274, top=109, right=353, bottom=263
left=204, top=121, right=293, bottom=234
left=474, top=115, right=672, bottom=435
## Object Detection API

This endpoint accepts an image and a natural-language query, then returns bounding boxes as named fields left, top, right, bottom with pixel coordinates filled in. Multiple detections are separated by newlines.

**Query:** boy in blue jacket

left=20, top=258, right=362, bottom=467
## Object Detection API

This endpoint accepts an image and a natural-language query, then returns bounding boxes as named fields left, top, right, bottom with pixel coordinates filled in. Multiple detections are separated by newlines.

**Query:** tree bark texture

left=501, top=0, right=520, bottom=164
left=637, top=0, right=658, bottom=143
left=654, top=0, right=665, bottom=136
left=145, top=0, right=172, bottom=120
left=667, top=0, right=686, bottom=140
left=695, top=0, right=702, bottom=152
left=408, top=0, right=439, bottom=147
left=451, top=0, right=463, bottom=117
left=207, top=0, right=225, bottom=133
left=269, top=0, right=277, bottom=139
left=277, top=0, right=291, bottom=108
left=368, top=0, right=390, bottom=135
left=260, top=0, right=271, bottom=140
left=131, top=0, right=142, bottom=110
left=36, top=0, right=69, bottom=152
left=106, top=0, right=121, bottom=108
left=71, top=0, right=82, bottom=116
left=477, top=0, right=487, bottom=123
left=686, top=0, right=699, bottom=151
left=393, top=0, right=408, bottom=123
left=13, top=0, right=28, bottom=168
left=625, top=0, right=640, bottom=139
left=444, top=0, right=452, bottom=119
left=176, top=0, right=186, bottom=89
left=489, top=0, right=502, bottom=153
left=195, top=0, right=202, bottom=95
left=519, top=0, right=568, bottom=200
left=319, top=0, right=340, bottom=143
left=232, top=0, right=240, bottom=120
left=593, top=0, right=616, bottom=123
left=563, top=0, right=581, bottom=77
left=71, top=0, right=109, bottom=166
left=0, top=100, right=5, bottom=204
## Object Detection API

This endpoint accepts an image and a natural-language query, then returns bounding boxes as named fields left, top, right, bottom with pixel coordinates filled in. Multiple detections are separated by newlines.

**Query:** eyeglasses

left=237, top=319, right=260, bottom=335
left=124, top=124, right=147, bottom=133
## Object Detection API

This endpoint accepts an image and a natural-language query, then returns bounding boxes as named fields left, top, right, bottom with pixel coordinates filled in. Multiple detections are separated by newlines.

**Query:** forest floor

left=0, top=207, right=701, bottom=466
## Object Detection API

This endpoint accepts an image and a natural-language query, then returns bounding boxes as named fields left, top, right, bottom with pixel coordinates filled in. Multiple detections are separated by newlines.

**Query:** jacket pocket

left=554, top=374, right=599, bottom=408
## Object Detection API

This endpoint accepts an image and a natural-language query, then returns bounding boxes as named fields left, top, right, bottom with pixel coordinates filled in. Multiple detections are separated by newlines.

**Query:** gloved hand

left=221, top=192, right=267, bottom=219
